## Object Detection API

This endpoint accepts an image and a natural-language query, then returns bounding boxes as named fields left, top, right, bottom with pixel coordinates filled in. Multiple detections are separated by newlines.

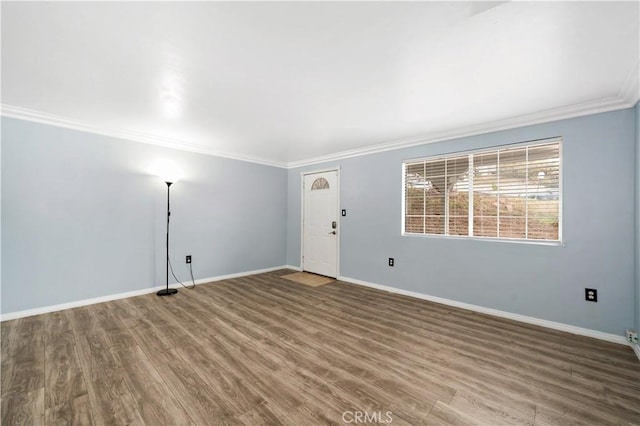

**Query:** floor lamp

left=157, top=180, right=178, bottom=296
left=150, top=160, right=182, bottom=296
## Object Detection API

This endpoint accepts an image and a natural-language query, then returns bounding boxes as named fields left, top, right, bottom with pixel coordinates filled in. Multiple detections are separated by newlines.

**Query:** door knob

left=328, top=230, right=336, bottom=235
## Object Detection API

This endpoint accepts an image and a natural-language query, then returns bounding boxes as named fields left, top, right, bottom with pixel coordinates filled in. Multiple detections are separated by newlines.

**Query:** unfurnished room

left=1, top=1, right=640, bottom=425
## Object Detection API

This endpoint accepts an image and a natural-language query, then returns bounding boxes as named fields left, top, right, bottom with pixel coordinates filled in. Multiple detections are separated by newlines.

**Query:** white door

left=303, top=170, right=338, bottom=278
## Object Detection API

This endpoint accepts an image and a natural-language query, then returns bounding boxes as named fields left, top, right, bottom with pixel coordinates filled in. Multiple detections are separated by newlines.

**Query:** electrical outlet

left=186, top=255, right=192, bottom=264
left=626, top=329, right=638, bottom=343
left=585, top=288, right=597, bottom=302
left=388, top=258, right=394, bottom=267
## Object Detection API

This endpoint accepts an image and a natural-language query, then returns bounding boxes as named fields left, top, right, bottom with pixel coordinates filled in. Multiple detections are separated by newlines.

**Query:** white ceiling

left=2, top=1, right=639, bottom=167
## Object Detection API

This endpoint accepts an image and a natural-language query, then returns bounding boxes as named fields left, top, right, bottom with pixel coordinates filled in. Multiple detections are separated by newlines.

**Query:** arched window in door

left=311, top=177, right=330, bottom=190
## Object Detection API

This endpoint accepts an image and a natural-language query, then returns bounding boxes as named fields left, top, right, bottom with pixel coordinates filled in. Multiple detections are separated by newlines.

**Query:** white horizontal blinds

left=473, top=151, right=499, bottom=237
left=471, top=142, right=560, bottom=240
left=496, top=146, right=528, bottom=239
left=403, top=138, right=561, bottom=241
left=424, top=159, right=446, bottom=234
left=447, top=156, right=470, bottom=236
left=405, top=162, right=426, bottom=233
left=404, top=156, right=470, bottom=235
left=526, top=143, right=560, bottom=240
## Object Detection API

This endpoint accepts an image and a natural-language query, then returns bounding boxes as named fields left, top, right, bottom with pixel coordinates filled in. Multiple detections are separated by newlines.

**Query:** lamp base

left=156, top=288, right=178, bottom=296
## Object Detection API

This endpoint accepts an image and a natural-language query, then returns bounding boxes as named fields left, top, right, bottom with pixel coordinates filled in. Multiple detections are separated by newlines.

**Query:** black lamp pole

left=157, top=181, right=178, bottom=296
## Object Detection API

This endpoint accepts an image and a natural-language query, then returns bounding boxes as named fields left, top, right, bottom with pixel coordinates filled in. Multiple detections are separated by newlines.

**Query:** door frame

left=300, top=167, right=341, bottom=277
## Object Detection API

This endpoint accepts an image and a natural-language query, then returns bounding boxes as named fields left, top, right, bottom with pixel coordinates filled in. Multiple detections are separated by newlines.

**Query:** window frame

left=401, top=137, right=563, bottom=245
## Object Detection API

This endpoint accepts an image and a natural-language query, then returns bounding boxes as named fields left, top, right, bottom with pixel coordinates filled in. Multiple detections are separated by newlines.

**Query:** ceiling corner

left=619, top=60, right=640, bottom=106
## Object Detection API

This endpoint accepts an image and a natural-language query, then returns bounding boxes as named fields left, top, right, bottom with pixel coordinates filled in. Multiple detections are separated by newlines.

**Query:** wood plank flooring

left=2, top=269, right=639, bottom=425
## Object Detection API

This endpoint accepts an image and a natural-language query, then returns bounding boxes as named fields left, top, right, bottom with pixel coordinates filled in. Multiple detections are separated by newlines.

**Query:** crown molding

left=2, top=93, right=636, bottom=171
left=0, top=104, right=288, bottom=169
left=286, top=95, right=636, bottom=169
left=618, top=59, right=640, bottom=106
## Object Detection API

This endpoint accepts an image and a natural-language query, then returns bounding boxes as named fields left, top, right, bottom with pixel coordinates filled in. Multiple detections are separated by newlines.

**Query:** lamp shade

left=149, top=159, right=183, bottom=183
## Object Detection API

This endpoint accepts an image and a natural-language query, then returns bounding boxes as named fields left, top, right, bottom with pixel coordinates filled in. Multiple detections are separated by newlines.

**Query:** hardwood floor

left=2, top=269, right=639, bottom=425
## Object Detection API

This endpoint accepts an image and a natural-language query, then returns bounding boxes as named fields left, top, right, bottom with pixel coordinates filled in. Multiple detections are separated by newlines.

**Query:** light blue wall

left=1, top=117, right=287, bottom=314
left=635, top=101, right=640, bottom=335
left=288, top=109, right=636, bottom=335
left=3, top=108, right=637, bottom=335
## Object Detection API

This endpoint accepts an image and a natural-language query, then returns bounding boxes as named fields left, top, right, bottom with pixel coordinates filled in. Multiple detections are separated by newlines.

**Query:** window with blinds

left=403, top=139, right=561, bottom=241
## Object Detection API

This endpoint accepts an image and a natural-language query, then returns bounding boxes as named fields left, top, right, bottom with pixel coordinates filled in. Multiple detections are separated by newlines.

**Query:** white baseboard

left=284, top=264, right=302, bottom=271
left=0, top=265, right=288, bottom=321
left=337, top=275, right=628, bottom=346
left=4, top=267, right=634, bottom=353
left=633, top=343, right=640, bottom=361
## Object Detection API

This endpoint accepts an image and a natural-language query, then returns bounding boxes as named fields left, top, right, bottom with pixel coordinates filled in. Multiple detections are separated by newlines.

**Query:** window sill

left=401, top=232, right=564, bottom=246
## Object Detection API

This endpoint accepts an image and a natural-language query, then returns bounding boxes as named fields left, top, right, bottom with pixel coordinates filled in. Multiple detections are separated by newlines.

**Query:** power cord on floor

left=168, top=257, right=196, bottom=289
